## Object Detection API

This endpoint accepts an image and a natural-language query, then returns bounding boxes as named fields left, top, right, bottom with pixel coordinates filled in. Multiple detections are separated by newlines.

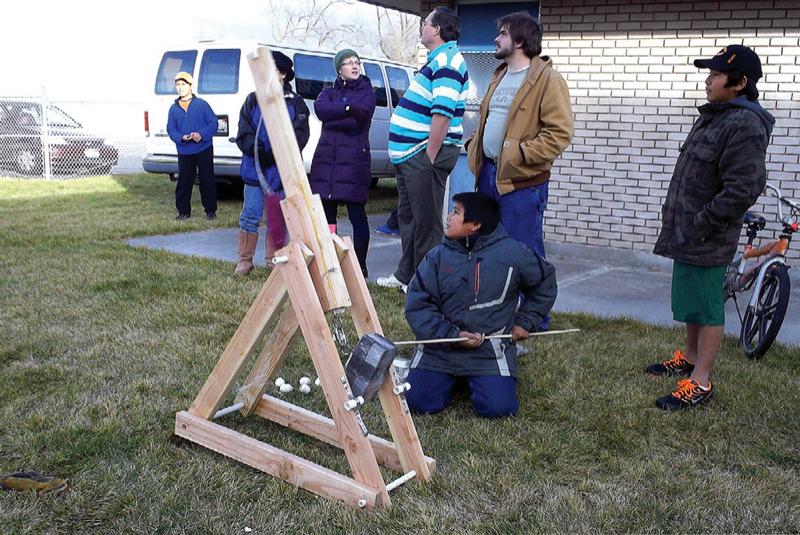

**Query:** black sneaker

left=175, top=213, right=190, bottom=221
left=206, top=212, right=217, bottom=220
left=645, top=349, right=695, bottom=376
left=656, top=379, right=713, bottom=410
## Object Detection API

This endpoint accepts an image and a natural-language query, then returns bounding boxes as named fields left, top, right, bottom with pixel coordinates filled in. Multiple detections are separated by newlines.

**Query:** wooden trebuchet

left=174, top=47, right=435, bottom=510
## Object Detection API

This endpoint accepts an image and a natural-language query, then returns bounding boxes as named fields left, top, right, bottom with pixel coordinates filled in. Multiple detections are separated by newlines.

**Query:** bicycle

left=724, top=182, right=800, bottom=358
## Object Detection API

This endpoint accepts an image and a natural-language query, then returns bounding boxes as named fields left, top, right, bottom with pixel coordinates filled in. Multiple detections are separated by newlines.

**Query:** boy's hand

left=456, top=331, right=485, bottom=349
left=190, top=132, right=202, bottom=142
left=511, top=325, right=529, bottom=342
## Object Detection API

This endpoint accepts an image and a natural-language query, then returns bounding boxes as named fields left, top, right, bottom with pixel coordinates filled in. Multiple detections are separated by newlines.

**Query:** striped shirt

left=388, top=41, right=470, bottom=164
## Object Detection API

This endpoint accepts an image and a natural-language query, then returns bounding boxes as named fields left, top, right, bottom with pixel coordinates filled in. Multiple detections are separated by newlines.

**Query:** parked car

left=0, top=99, right=119, bottom=176
left=142, top=40, right=415, bottom=187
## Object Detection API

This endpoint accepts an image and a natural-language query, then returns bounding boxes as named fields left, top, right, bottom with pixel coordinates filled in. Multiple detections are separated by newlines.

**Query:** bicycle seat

left=744, top=212, right=766, bottom=230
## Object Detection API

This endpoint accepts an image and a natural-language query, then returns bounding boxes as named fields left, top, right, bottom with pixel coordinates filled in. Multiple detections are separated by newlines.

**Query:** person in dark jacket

left=309, top=48, right=376, bottom=276
left=404, top=192, right=557, bottom=418
left=233, top=52, right=310, bottom=275
left=167, top=71, right=218, bottom=220
left=647, top=45, right=774, bottom=410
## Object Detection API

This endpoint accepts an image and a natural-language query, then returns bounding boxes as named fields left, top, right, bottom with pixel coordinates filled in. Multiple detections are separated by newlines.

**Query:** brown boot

left=234, top=231, right=258, bottom=276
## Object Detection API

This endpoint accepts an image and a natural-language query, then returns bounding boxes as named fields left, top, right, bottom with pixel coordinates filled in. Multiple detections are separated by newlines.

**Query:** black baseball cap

left=694, top=45, right=763, bottom=81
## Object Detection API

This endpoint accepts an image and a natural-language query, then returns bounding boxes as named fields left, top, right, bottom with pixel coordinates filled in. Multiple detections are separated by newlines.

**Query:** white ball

left=314, top=377, right=321, bottom=386
left=274, top=377, right=285, bottom=387
left=279, top=383, right=293, bottom=393
left=299, top=384, right=311, bottom=394
left=299, top=376, right=311, bottom=386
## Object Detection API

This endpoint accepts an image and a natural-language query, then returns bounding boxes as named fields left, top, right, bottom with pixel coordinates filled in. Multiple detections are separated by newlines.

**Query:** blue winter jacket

left=236, top=89, right=310, bottom=191
left=405, top=224, right=557, bottom=377
left=166, top=95, right=218, bottom=155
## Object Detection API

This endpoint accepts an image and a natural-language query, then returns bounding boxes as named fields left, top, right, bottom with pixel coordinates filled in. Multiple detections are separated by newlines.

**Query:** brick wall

left=540, top=0, right=800, bottom=262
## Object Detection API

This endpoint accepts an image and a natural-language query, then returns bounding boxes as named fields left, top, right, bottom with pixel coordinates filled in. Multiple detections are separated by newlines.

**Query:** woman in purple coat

left=309, top=49, right=376, bottom=277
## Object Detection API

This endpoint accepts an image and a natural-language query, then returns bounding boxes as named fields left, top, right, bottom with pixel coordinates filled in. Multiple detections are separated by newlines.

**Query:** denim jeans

left=477, top=160, right=551, bottom=330
left=239, top=184, right=285, bottom=235
left=476, top=160, right=548, bottom=258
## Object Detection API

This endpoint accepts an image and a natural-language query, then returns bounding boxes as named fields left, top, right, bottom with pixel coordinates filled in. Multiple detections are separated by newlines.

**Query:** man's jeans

left=477, top=160, right=551, bottom=330
left=393, top=145, right=460, bottom=284
left=477, top=160, right=548, bottom=258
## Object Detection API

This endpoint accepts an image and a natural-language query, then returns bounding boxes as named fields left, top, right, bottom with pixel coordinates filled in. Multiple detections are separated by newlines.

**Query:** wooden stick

left=394, top=328, right=581, bottom=346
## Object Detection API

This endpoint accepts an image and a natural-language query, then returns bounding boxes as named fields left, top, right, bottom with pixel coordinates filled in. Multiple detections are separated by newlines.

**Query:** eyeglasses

left=341, top=60, right=361, bottom=67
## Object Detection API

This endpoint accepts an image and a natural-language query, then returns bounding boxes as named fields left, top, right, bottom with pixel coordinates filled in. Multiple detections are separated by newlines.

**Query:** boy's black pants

left=176, top=146, right=217, bottom=216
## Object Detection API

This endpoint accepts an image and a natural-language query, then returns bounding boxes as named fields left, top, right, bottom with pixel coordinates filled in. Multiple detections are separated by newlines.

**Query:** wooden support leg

left=175, top=411, right=380, bottom=510
left=189, top=269, right=288, bottom=419
left=235, top=305, right=300, bottom=416
left=336, top=236, right=434, bottom=482
left=282, top=241, right=391, bottom=506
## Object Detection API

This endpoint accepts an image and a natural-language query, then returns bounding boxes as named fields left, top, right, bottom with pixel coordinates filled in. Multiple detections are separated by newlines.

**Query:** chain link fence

left=0, top=94, right=146, bottom=179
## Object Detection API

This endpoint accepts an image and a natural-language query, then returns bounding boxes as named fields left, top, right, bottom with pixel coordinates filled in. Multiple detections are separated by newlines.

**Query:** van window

left=386, top=67, right=411, bottom=108
left=362, top=62, right=388, bottom=108
left=294, top=53, right=336, bottom=100
left=155, top=50, right=197, bottom=95
left=198, top=49, right=241, bottom=94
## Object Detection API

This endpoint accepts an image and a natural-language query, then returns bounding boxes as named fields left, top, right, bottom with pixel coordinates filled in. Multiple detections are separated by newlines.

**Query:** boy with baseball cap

left=167, top=71, right=219, bottom=220
left=647, top=45, right=775, bottom=410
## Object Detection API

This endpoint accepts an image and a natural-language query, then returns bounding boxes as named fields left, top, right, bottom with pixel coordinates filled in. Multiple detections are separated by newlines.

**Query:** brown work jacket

left=466, top=56, right=574, bottom=194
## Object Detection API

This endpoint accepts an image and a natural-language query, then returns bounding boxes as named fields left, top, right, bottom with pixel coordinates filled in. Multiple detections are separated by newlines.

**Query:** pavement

left=127, top=212, right=800, bottom=347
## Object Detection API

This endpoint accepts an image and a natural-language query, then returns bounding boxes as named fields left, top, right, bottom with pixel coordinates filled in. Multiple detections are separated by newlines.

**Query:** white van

left=143, top=39, right=415, bottom=186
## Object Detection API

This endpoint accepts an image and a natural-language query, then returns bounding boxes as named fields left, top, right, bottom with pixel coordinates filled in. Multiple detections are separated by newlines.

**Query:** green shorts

left=671, top=261, right=725, bottom=326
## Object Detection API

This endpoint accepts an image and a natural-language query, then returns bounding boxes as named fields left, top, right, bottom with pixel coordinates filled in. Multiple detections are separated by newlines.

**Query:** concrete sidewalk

left=127, top=212, right=800, bottom=347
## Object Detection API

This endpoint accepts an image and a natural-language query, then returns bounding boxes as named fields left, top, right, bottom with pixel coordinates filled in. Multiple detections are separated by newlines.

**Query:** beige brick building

left=374, top=0, right=800, bottom=261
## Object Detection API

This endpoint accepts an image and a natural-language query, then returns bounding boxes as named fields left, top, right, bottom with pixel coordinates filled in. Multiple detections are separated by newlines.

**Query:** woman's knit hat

left=334, top=49, right=359, bottom=73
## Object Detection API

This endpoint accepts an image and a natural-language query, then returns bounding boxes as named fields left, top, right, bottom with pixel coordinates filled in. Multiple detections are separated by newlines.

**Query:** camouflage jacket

left=653, top=98, right=773, bottom=267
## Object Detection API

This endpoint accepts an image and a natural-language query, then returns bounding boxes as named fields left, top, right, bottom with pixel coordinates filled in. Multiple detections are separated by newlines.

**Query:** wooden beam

left=235, top=305, right=300, bottom=416
left=189, top=270, right=288, bottom=419
left=339, top=236, right=434, bottom=482
left=281, top=194, right=351, bottom=311
left=245, top=47, right=310, bottom=200
left=253, top=394, right=436, bottom=475
left=281, top=241, right=391, bottom=506
left=175, top=411, right=380, bottom=510
left=247, top=47, right=350, bottom=311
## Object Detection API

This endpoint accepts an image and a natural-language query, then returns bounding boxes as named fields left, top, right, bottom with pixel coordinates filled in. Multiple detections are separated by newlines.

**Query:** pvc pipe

left=213, top=402, right=244, bottom=419
left=386, top=470, right=417, bottom=492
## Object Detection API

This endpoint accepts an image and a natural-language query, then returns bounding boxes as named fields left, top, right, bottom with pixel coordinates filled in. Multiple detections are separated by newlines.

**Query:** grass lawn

left=1, top=174, right=799, bottom=534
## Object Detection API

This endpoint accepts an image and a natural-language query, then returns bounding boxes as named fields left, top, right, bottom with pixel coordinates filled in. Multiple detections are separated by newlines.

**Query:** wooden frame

left=174, top=47, right=434, bottom=510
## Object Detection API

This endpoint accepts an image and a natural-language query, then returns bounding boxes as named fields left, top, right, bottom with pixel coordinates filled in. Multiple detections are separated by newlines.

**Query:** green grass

left=1, top=174, right=799, bottom=534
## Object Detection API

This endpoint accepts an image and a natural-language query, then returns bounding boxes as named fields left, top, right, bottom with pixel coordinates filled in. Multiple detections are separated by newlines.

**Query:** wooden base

left=175, top=411, right=381, bottom=509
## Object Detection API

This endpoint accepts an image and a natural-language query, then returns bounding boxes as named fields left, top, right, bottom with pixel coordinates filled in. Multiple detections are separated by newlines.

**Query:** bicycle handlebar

left=765, top=182, right=800, bottom=225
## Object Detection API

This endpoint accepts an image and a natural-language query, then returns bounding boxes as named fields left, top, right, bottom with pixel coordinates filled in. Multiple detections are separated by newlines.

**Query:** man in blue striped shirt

left=378, top=7, right=470, bottom=292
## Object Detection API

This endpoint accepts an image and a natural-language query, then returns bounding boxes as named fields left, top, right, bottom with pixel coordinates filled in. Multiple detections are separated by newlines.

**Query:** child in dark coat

left=404, top=192, right=557, bottom=418
left=647, top=45, right=774, bottom=410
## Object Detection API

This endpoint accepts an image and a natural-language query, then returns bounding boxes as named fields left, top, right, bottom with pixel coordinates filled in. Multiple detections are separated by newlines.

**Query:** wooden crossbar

left=252, top=394, right=437, bottom=475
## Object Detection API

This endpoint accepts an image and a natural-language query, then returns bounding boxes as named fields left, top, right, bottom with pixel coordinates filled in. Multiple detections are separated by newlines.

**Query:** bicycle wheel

left=740, top=263, right=790, bottom=359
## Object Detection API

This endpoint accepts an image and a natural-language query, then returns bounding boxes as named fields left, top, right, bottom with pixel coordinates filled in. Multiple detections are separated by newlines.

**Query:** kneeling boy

left=404, top=192, right=557, bottom=418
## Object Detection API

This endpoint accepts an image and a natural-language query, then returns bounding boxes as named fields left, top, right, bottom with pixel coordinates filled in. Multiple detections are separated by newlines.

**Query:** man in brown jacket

left=466, top=11, right=573, bottom=328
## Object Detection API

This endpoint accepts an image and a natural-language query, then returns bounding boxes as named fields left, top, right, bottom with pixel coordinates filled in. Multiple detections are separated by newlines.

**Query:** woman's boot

left=234, top=231, right=259, bottom=275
